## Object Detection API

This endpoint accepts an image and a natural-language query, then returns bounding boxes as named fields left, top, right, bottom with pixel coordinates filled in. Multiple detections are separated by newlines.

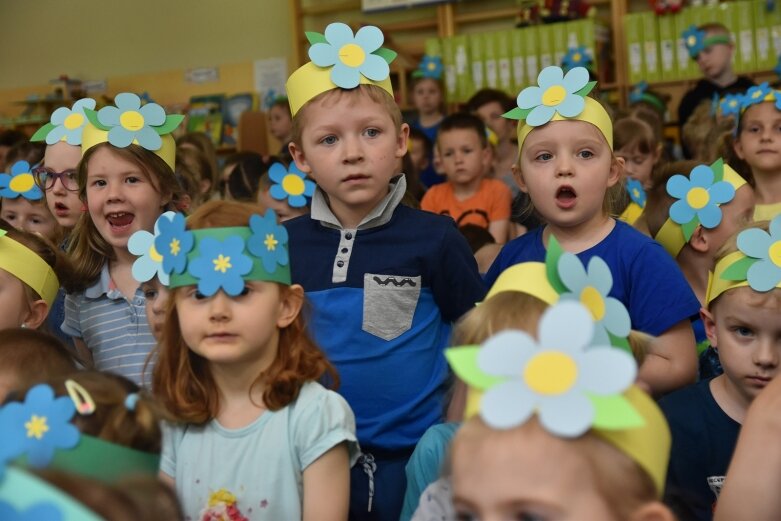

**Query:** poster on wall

left=361, top=0, right=450, bottom=13
left=254, top=57, right=288, bottom=111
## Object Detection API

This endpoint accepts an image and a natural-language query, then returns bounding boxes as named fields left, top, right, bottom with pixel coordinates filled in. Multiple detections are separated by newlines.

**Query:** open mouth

left=106, top=212, right=135, bottom=231
left=53, top=202, right=71, bottom=215
left=556, top=186, right=577, bottom=208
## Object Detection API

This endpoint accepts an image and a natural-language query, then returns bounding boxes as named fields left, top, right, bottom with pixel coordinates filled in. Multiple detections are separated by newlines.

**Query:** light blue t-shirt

left=161, top=381, right=360, bottom=521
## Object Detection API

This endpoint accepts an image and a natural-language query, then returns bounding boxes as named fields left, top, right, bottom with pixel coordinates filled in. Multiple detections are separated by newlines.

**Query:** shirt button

left=129, top=314, right=136, bottom=323
left=341, top=248, right=349, bottom=254
left=345, top=232, right=353, bottom=240
left=337, top=260, right=345, bottom=268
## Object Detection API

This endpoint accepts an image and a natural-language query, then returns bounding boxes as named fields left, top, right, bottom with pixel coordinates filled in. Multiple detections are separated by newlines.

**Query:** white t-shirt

left=161, top=381, right=359, bottom=521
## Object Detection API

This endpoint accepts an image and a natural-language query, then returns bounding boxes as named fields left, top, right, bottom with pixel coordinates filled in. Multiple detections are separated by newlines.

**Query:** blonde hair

left=453, top=292, right=549, bottom=345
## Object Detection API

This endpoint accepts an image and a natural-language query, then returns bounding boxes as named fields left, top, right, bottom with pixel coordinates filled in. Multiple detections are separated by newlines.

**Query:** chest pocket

left=362, top=273, right=421, bottom=341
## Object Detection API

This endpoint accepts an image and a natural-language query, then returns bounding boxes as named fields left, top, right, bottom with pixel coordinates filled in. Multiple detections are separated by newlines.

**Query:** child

left=447, top=301, right=675, bottom=521
left=0, top=328, right=75, bottom=401
left=614, top=117, right=662, bottom=189
left=63, top=92, right=185, bottom=386
left=221, top=152, right=275, bottom=201
left=257, top=161, right=313, bottom=221
left=421, top=113, right=512, bottom=243
left=175, top=145, right=214, bottom=209
left=466, top=88, right=519, bottom=194
left=410, top=55, right=446, bottom=188
left=660, top=218, right=781, bottom=520
left=0, top=159, right=62, bottom=244
left=679, top=23, right=754, bottom=157
left=153, top=201, right=358, bottom=521
left=733, top=86, right=781, bottom=221
left=285, top=22, right=486, bottom=519
left=268, top=96, right=294, bottom=161
left=177, top=131, right=219, bottom=199
left=486, top=65, right=701, bottom=395
left=31, top=98, right=96, bottom=236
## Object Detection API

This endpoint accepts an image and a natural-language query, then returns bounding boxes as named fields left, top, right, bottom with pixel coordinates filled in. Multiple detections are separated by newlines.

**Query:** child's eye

left=125, top=176, right=141, bottom=184
left=578, top=150, right=594, bottom=159
left=143, top=289, right=159, bottom=300
left=320, top=135, right=337, bottom=145
left=535, top=152, right=553, bottom=161
left=733, top=326, right=754, bottom=337
left=364, top=128, right=380, bottom=138
left=30, top=217, right=43, bottom=225
left=3, top=213, right=15, bottom=221
left=194, top=290, right=208, bottom=300
left=91, top=179, right=106, bottom=187
left=236, top=285, right=250, bottom=297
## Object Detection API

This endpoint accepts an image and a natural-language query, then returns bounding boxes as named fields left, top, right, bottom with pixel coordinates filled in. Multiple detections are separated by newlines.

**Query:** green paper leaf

left=607, top=332, right=633, bottom=355
left=445, top=347, right=503, bottom=390
left=721, top=256, right=756, bottom=281
left=305, top=31, right=327, bottom=45
left=154, top=114, right=185, bottom=135
left=681, top=217, right=699, bottom=242
left=545, top=234, right=567, bottom=294
left=696, top=338, right=711, bottom=355
left=711, top=157, right=725, bottom=182
left=30, top=122, right=56, bottom=142
left=589, top=393, right=644, bottom=430
left=502, top=106, right=530, bottom=120
left=574, top=81, right=597, bottom=97
left=374, top=47, right=397, bottom=64
left=84, top=108, right=111, bottom=131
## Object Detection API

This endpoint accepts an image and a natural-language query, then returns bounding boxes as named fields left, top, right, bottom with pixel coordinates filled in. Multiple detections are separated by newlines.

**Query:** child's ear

left=512, top=164, right=528, bottom=193
left=608, top=155, right=624, bottom=187
left=288, top=142, right=313, bottom=177
left=276, top=284, right=304, bottom=329
left=701, top=307, right=718, bottom=348
left=733, top=137, right=746, bottom=161
left=395, top=123, right=411, bottom=159
left=653, top=143, right=663, bottom=164
left=688, top=224, right=709, bottom=253
left=23, top=299, right=49, bottom=330
left=628, top=501, right=677, bottom=521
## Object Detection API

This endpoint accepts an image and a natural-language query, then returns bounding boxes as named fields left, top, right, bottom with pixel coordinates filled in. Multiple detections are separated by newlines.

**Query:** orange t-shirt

left=420, top=178, right=512, bottom=229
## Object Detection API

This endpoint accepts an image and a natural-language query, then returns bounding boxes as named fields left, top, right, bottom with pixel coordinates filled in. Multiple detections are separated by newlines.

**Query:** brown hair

left=614, top=117, right=658, bottom=156
left=699, top=22, right=731, bottom=36
left=68, top=143, right=184, bottom=290
left=152, top=200, right=338, bottom=424
left=0, top=329, right=75, bottom=398
left=682, top=100, right=731, bottom=162
left=291, top=84, right=402, bottom=146
left=5, top=141, right=45, bottom=167
left=176, top=133, right=218, bottom=198
left=175, top=146, right=212, bottom=209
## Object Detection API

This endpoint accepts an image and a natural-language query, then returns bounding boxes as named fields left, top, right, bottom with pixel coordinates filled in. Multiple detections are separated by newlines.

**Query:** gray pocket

left=362, top=273, right=421, bottom=341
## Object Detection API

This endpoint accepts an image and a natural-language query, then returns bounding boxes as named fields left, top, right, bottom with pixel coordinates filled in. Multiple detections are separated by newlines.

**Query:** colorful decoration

left=561, top=46, right=591, bottom=72
left=155, top=212, right=195, bottom=276
left=189, top=236, right=253, bottom=297
left=200, top=489, right=250, bottom=521
left=0, top=229, right=59, bottom=307
left=682, top=25, right=731, bottom=59
left=268, top=162, right=315, bottom=208
left=506, top=66, right=594, bottom=126
left=64, top=380, right=95, bottom=416
left=129, top=211, right=176, bottom=285
left=0, top=161, right=44, bottom=201
left=247, top=211, right=290, bottom=273
left=720, top=94, right=743, bottom=118
left=30, top=98, right=96, bottom=146
left=720, top=215, right=781, bottom=293
left=742, top=82, right=773, bottom=110
left=667, top=163, right=735, bottom=231
left=627, top=178, right=647, bottom=208
left=0, top=499, right=63, bottom=521
left=413, top=55, right=443, bottom=79
left=446, top=301, right=640, bottom=436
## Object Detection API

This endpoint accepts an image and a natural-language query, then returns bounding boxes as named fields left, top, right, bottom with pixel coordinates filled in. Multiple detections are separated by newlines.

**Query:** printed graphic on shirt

left=200, top=489, right=250, bottom=521
left=362, top=273, right=421, bottom=340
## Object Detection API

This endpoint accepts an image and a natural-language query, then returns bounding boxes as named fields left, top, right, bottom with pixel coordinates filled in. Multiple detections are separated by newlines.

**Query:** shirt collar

left=84, top=263, right=123, bottom=300
left=310, top=175, right=407, bottom=230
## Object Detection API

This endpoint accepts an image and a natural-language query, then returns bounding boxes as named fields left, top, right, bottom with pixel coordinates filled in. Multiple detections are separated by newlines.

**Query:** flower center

left=120, top=111, right=145, bottom=132
left=9, top=173, right=35, bottom=194
left=25, top=414, right=49, bottom=439
left=427, top=62, right=437, bottom=71
left=339, top=43, right=366, bottom=68
left=572, top=52, right=582, bottom=62
left=524, top=351, right=578, bottom=395
left=686, top=187, right=710, bottom=210
left=632, top=188, right=641, bottom=199
left=687, top=35, right=697, bottom=46
left=149, top=244, right=163, bottom=263
left=169, top=238, right=181, bottom=256
left=213, top=254, right=232, bottom=273
left=264, top=233, right=278, bottom=251
left=541, top=85, right=567, bottom=107
left=580, top=286, right=606, bottom=321
left=282, top=174, right=306, bottom=196
left=753, top=90, right=763, bottom=99
left=769, top=240, right=781, bottom=267
left=64, top=113, right=84, bottom=130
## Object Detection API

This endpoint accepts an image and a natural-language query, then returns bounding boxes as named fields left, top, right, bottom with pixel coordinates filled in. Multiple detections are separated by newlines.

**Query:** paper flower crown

left=80, top=92, right=184, bottom=171
left=561, top=46, right=592, bottom=73
left=129, top=210, right=290, bottom=295
left=0, top=160, right=44, bottom=202
left=413, top=54, right=443, bottom=80
left=0, top=229, right=59, bottom=307
left=30, top=98, right=96, bottom=146
left=285, top=22, right=397, bottom=117
left=682, top=25, right=731, bottom=59
left=654, top=158, right=747, bottom=258
left=446, top=301, right=671, bottom=496
left=629, top=81, right=667, bottom=114
left=619, top=178, right=647, bottom=226
left=503, top=65, right=612, bottom=152
left=738, top=82, right=781, bottom=114
left=707, top=215, right=781, bottom=303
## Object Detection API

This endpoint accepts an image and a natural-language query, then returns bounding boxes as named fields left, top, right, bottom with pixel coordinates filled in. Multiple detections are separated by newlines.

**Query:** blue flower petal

left=331, top=62, right=362, bottom=89
left=670, top=199, right=696, bottom=225
left=558, top=253, right=588, bottom=293
left=360, top=53, right=390, bottom=82
left=517, top=86, right=543, bottom=109
left=45, top=126, right=66, bottom=145
left=526, top=105, right=557, bottom=127
left=309, top=42, right=338, bottom=67
left=562, top=66, right=589, bottom=93
left=698, top=203, right=723, bottom=229
left=115, top=92, right=141, bottom=111
left=354, top=25, right=384, bottom=52
left=49, top=107, right=70, bottom=126
left=107, top=126, right=134, bottom=148
left=269, top=184, right=288, bottom=202
left=709, top=181, right=736, bottom=205
left=770, top=215, right=781, bottom=238
left=135, top=125, right=163, bottom=151
left=480, top=380, right=535, bottom=429
left=269, top=163, right=287, bottom=183
left=603, top=297, right=632, bottom=337
left=538, top=392, right=593, bottom=437
left=537, top=66, right=564, bottom=89
left=747, top=259, right=781, bottom=291
left=97, top=105, right=121, bottom=126
left=139, top=103, right=166, bottom=126
left=555, top=94, right=585, bottom=118
left=303, top=179, right=316, bottom=197
left=738, top=228, right=773, bottom=258
left=586, top=256, right=613, bottom=295
left=690, top=165, right=715, bottom=187
left=289, top=194, right=308, bottom=208
left=324, top=22, right=354, bottom=48
left=666, top=174, right=691, bottom=199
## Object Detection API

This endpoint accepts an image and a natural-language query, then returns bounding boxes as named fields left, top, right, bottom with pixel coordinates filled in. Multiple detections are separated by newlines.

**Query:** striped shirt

left=62, top=263, right=155, bottom=386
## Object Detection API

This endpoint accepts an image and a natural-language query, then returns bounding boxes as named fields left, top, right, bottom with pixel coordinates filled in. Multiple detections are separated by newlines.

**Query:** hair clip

left=65, top=380, right=95, bottom=416
left=124, top=393, right=139, bottom=412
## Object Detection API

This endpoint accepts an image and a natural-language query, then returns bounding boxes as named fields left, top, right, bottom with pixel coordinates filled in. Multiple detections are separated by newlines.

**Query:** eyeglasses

left=32, top=166, right=79, bottom=192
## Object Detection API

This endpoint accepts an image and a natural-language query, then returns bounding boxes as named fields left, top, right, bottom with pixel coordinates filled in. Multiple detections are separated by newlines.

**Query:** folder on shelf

left=658, top=12, right=678, bottom=80
left=754, top=0, right=774, bottom=70
left=728, top=1, right=756, bottom=73
left=673, top=9, right=696, bottom=80
left=551, top=22, right=568, bottom=68
left=453, top=34, right=471, bottom=103
left=496, top=30, right=514, bottom=94
left=524, top=27, right=541, bottom=88
left=624, top=13, right=645, bottom=84
left=538, top=25, right=555, bottom=70
left=440, top=36, right=458, bottom=103
left=484, top=32, right=499, bottom=89
left=641, top=12, right=661, bottom=82
left=770, top=0, right=781, bottom=58
left=469, top=33, right=486, bottom=93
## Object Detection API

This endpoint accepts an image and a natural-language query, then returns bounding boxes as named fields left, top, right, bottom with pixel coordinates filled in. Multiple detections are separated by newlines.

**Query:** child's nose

left=343, top=136, right=364, bottom=163
left=208, top=291, right=232, bottom=320
left=754, top=339, right=780, bottom=367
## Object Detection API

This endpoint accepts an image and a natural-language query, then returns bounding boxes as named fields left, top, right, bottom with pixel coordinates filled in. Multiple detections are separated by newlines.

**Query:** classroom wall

left=0, top=0, right=293, bottom=116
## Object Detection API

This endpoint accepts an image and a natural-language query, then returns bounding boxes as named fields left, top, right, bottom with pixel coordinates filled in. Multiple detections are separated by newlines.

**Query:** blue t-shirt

left=659, top=379, right=740, bottom=521
left=484, top=220, right=701, bottom=336
left=411, top=119, right=446, bottom=188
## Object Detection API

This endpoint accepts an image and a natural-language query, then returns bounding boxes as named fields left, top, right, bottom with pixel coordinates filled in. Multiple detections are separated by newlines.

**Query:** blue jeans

left=349, top=447, right=413, bottom=521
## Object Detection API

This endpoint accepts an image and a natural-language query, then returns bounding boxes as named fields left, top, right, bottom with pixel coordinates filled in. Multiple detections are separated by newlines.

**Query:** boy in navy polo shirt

left=284, top=22, right=486, bottom=521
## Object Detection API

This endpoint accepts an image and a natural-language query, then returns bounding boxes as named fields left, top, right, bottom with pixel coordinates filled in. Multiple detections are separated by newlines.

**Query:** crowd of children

left=2, top=16, right=781, bottom=521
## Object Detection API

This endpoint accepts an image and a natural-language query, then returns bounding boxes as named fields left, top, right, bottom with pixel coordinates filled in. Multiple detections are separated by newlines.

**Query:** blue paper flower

left=562, top=46, right=591, bottom=72
left=263, top=89, right=278, bottom=111
left=720, top=94, right=743, bottom=117
left=683, top=25, right=706, bottom=58
left=516, top=66, right=590, bottom=127
left=472, top=302, right=637, bottom=436
left=628, top=81, right=648, bottom=104
left=128, top=212, right=175, bottom=285
left=0, top=384, right=79, bottom=469
left=268, top=162, right=315, bottom=208
left=417, top=55, right=443, bottom=79
left=0, top=501, right=63, bottom=521
left=0, top=161, right=43, bottom=201
left=736, top=215, right=781, bottom=291
left=667, top=164, right=736, bottom=229
left=626, top=178, right=646, bottom=208
left=308, top=22, right=390, bottom=89
left=247, top=210, right=289, bottom=273
left=743, top=82, right=772, bottom=109
left=155, top=212, right=194, bottom=276
left=557, top=254, right=632, bottom=347
left=45, top=98, right=96, bottom=145
left=97, top=93, right=167, bottom=151
left=188, top=236, right=253, bottom=297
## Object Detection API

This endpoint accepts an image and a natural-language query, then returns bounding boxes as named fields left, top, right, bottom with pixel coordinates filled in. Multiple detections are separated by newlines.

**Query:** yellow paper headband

left=485, top=262, right=559, bottom=305
left=0, top=230, right=59, bottom=307
left=286, top=23, right=397, bottom=117
left=706, top=251, right=751, bottom=304
left=517, top=96, right=613, bottom=153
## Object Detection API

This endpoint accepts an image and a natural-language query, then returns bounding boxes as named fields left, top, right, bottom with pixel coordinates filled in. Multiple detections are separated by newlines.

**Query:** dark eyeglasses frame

left=32, top=166, right=80, bottom=192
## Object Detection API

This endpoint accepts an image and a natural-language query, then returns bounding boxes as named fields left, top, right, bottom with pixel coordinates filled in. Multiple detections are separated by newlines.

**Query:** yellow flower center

left=632, top=188, right=641, bottom=199
left=149, top=244, right=163, bottom=263
left=580, top=286, right=606, bottom=321
left=338, top=43, right=366, bottom=68
left=427, top=62, right=436, bottom=71
left=687, top=35, right=697, bottom=46
left=769, top=240, right=781, bottom=267
left=686, top=187, right=710, bottom=210
left=63, top=113, right=84, bottom=130
left=264, top=233, right=278, bottom=251
left=753, top=90, right=763, bottom=99
left=729, top=100, right=737, bottom=107
left=282, top=174, right=306, bottom=196
left=524, top=351, right=578, bottom=395
left=207, top=489, right=237, bottom=507
left=120, top=110, right=145, bottom=131
left=541, top=85, right=567, bottom=107
left=213, top=254, right=232, bottom=273
left=169, top=238, right=181, bottom=256
left=572, top=52, right=582, bottom=61
left=25, top=415, right=49, bottom=439
left=9, top=173, right=35, bottom=194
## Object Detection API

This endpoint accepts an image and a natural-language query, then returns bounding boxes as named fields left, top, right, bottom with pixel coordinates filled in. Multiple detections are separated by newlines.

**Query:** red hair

left=151, top=200, right=338, bottom=424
